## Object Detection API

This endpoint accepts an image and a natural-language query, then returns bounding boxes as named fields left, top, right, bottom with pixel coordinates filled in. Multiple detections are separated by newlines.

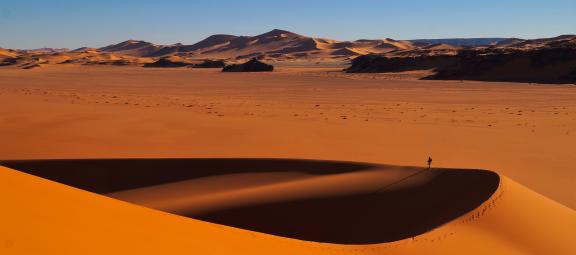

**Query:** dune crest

left=96, top=29, right=419, bottom=60
left=0, top=159, right=574, bottom=254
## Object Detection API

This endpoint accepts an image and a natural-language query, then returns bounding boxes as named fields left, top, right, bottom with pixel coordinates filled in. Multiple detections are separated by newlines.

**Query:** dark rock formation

left=427, top=47, right=576, bottom=84
left=0, top=57, right=19, bottom=66
left=110, top=59, right=132, bottom=66
left=346, top=54, right=457, bottom=73
left=222, top=59, right=274, bottom=72
left=346, top=45, right=576, bottom=84
left=22, top=64, right=41, bottom=69
left=143, top=57, right=191, bottom=68
left=193, top=60, right=226, bottom=68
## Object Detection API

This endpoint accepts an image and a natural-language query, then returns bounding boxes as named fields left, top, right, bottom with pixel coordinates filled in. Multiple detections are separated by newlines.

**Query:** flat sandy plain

left=1, top=65, right=575, bottom=209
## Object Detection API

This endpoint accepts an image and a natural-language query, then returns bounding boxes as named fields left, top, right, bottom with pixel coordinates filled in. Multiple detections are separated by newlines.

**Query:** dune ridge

left=2, top=30, right=574, bottom=80
left=0, top=158, right=498, bottom=244
left=0, top=159, right=574, bottom=254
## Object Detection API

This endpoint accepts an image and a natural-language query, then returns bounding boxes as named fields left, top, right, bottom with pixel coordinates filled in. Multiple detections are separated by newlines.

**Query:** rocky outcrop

left=222, top=59, right=274, bottom=72
left=0, top=57, right=19, bottom=66
left=427, top=47, right=576, bottom=84
left=143, top=57, right=192, bottom=68
left=22, top=63, right=42, bottom=69
left=347, top=45, right=576, bottom=84
left=346, top=54, right=457, bottom=73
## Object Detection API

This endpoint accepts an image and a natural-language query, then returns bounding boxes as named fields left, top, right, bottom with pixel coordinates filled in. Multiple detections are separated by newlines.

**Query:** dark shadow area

left=424, top=47, right=576, bottom=84
left=222, top=58, right=274, bottom=72
left=345, top=54, right=457, bottom=73
left=195, top=169, right=499, bottom=244
left=0, top=159, right=499, bottom=244
left=346, top=46, right=576, bottom=84
left=0, top=158, right=374, bottom=193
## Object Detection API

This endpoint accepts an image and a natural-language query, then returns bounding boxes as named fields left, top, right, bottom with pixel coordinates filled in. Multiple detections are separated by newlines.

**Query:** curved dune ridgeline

left=0, top=159, right=575, bottom=254
left=0, top=159, right=373, bottom=193
left=2, top=158, right=498, bottom=244
left=196, top=169, right=498, bottom=244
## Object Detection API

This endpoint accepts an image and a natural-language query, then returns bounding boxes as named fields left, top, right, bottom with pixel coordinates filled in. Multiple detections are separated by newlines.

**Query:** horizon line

left=4, top=28, right=575, bottom=50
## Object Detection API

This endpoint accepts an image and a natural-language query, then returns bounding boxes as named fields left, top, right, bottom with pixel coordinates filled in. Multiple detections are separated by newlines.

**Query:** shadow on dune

left=0, top=158, right=372, bottom=193
left=0, top=158, right=499, bottom=244
left=197, top=169, right=499, bottom=244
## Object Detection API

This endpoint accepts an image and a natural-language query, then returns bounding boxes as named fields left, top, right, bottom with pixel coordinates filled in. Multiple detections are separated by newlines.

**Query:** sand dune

left=98, top=40, right=166, bottom=57
left=97, top=29, right=418, bottom=61
left=93, top=31, right=531, bottom=62
left=93, top=30, right=523, bottom=62
left=0, top=64, right=575, bottom=253
left=0, top=159, right=498, bottom=244
left=3, top=31, right=573, bottom=71
left=0, top=48, right=152, bottom=68
left=1, top=159, right=574, bottom=254
left=0, top=48, right=19, bottom=58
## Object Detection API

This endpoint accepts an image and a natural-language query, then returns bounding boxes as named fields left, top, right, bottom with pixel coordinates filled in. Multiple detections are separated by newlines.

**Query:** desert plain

left=0, top=65, right=575, bottom=208
left=1, top=63, right=575, bottom=255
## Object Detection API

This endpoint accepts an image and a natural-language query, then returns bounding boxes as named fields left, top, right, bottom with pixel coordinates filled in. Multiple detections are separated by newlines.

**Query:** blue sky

left=1, top=0, right=575, bottom=49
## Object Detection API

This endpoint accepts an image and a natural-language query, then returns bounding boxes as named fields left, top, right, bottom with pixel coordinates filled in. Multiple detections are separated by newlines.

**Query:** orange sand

left=0, top=66, right=574, bottom=209
left=1, top=164, right=574, bottom=254
left=1, top=65, right=575, bottom=254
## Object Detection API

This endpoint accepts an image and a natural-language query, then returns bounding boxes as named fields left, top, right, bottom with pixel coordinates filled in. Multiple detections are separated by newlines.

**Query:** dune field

left=0, top=64, right=575, bottom=254
left=2, top=0, right=576, bottom=252
left=1, top=158, right=574, bottom=254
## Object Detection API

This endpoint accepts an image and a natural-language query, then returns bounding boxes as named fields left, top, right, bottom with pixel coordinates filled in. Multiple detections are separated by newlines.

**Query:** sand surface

left=0, top=65, right=575, bottom=211
left=1, top=159, right=499, bottom=244
left=1, top=66, right=575, bottom=254
left=0, top=66, right=576, bottom=209
left=1, top=162, right=575, bottom=254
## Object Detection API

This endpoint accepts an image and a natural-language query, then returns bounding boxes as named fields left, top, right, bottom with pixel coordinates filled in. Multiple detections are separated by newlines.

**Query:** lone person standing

left=427, top=156, right=433, bottom=169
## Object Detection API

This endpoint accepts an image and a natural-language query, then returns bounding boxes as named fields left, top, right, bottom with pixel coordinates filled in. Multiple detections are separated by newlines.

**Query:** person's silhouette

left=427, top=156, right=433, bottom=169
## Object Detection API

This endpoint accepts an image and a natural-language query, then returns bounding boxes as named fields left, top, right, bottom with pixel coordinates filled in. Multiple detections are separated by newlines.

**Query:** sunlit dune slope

left=1, top=159, right=575, bottom=254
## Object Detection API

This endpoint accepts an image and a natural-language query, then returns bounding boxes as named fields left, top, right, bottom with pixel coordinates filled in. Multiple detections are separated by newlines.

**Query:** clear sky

left=1, top=0, right=575, bottom=49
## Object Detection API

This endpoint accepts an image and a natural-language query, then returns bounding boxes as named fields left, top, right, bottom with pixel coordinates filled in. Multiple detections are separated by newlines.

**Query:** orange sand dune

left=0, top=48, right=19, bottom=58
left=96, top=29, right=418, bottom=61
left=1, top=159, right=574, bottom=254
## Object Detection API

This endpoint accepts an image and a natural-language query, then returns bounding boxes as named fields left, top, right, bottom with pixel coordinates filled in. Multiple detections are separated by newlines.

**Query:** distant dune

left=0, top=159, right=574, bottom=254
left=96, top=29, right=417, bottom=60
left=1, top=30, right=575, bottom=84
left=98, top=40, right=165, bottom=57
left=96, top=32, right=508, bottom=60
left=0, top=46, right=153, bottom=68
left=0, top=48, right=19, bottom=58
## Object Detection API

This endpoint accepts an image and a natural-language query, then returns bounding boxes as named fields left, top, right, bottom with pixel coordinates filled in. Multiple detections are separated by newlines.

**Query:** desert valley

left=1, top=26, right=576, bottom=255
